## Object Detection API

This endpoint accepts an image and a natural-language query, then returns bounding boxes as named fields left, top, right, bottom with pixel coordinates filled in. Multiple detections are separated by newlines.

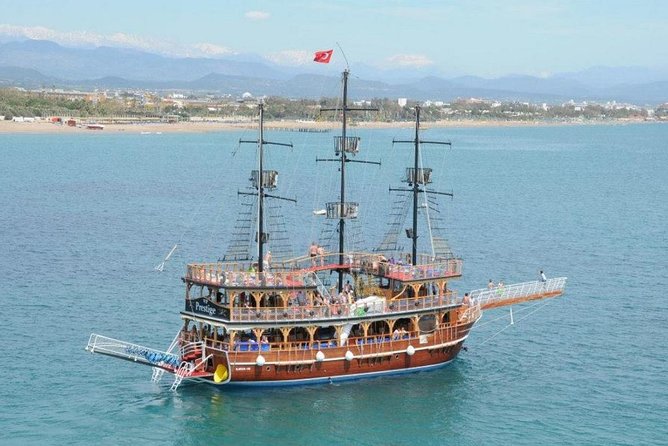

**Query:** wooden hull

left=202, top=323, right=473, bottom=386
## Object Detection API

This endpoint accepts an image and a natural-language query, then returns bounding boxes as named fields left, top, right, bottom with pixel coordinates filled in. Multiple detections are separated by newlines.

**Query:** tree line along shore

left=1, top=87, right=667, bottom=126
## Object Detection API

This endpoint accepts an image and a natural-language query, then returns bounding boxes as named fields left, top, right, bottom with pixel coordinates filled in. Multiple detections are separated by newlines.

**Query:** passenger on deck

left=263, top=251, right=272, bottom=270
left=540, top=270, right=547, bottom=282
left=463, top=292, right=472, bottom=306
left=392, top=328, right=401, bottom=340
left=317, top=245, right=325, bottom=265
left=488, top=279, right=495, bottom=290
left=309, top=242, right=318, bottom=265
left=297, top=290, right=307, bottom=306
left=330, top=295, right=341, bottom=315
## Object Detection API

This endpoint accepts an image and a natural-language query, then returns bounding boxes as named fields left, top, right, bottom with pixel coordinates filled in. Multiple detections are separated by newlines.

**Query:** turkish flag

left=313, top=49, right=334, bottom=63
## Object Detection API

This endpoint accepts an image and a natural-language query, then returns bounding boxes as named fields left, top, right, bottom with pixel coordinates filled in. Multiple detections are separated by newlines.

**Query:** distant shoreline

left=0, top=118, right=658, bottom=134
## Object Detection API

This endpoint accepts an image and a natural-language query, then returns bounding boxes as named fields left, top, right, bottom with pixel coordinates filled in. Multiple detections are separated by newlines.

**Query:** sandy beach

left=0, top=118, right=651, bottom=134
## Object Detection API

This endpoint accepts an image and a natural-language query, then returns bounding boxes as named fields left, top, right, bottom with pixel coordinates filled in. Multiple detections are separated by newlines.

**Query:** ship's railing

left=276, top=251, right=462, bottom=279
left=468, top=277, right=567, bottom=310
left=186, top=264, right=315, bottom=289
left=380, top=258, right=463, bottom=280
left=228, top=291, right=460, bottom=322
left=459, top=301, right=482, bottom=323
left=202, top=322, right=473, bottom=354
left=186, top=252, right=462, bottom=286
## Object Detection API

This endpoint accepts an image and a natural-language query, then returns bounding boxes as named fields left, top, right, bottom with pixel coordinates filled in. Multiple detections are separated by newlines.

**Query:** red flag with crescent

left=313, top=49, right=333, bottom=63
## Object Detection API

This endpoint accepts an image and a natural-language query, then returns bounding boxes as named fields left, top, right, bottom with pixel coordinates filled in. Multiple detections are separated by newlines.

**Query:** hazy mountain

left=601, top=81, right=668, bottom=106
left=449, top=75, right=591, bottom=98
left=1, top=39, right=668, bottom=104
left=0, top=39, right=288, bottom=81
left=554, top=66, right=668, bottom=89
left=0, top=65, right=56, bottom=87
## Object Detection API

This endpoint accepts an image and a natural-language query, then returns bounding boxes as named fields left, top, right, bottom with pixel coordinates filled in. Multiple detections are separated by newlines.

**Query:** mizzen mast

left=239, top=103, right=294, bottom=273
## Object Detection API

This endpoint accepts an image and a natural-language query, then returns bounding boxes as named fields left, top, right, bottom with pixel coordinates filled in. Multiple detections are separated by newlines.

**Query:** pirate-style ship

left=86, top=70, right=566, bottom=389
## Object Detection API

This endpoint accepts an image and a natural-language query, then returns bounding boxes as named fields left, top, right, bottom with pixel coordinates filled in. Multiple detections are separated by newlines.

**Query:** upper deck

left=186, top=252, right=463, bottom=289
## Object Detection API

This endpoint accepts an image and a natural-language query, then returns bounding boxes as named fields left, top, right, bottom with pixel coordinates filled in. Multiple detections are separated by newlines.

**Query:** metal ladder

left=309, top=271, right=332, bottom=301
left=170, top=354, right=212, bottom=391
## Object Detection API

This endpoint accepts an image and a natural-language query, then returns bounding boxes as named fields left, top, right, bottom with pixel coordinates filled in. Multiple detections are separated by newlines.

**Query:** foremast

left=392, top=106, right=452, bottom=265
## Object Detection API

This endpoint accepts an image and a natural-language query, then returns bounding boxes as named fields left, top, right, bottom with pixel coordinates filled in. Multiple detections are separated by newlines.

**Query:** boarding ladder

left=308, top=271, right=332, bottom=302
left=170, top=354, right=212, bottom=392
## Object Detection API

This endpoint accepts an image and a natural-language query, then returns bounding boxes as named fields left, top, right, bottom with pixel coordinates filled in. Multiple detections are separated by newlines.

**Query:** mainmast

left=239, top=103, right=294, bottom=273
left=391, top=106, right=452, bottom=265
left=318, top=70, right=379, bottom=291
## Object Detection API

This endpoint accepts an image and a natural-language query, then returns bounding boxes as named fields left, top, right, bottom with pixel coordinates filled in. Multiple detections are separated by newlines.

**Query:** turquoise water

left=1, top=124, right=667, bottom=445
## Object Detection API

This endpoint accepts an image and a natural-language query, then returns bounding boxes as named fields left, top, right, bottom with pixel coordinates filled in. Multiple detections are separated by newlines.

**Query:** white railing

left=85, top=334, right=181, bottom=368
left=180, top=341, right=203, bottom=359
left=170, top=354, right=212, bottom=391
left=468, top=277, right=567, bottom=309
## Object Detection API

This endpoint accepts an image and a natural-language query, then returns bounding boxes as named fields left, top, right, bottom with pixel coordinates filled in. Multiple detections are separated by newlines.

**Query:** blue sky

left=1, top=0, right=667, bottom=77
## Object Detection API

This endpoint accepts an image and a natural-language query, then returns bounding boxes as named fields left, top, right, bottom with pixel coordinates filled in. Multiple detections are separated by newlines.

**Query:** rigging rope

left=475, top=300, right=553, bottom=346
left=418, top=140, right=436, bottom=259
left=154, top=157, right=228, bottom=271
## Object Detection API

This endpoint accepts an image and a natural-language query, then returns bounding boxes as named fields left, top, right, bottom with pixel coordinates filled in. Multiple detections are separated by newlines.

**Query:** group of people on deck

left=309, top=242, right=326, bottom=266
left=485, top=271, right=547, bottom=295
left=392, top=326, right=409, bottom=340
left=487, top=279, right=505, bottom=290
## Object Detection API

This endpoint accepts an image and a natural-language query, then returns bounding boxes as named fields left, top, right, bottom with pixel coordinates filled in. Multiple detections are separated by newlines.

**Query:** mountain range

left=1, top=39, right=667, bottom=105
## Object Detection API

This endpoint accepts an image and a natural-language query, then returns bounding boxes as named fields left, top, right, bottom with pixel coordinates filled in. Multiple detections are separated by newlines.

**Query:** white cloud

left=0, top=24, right=233, bottom=58
left=245, top=10, right=270, bottom=20
left=386, top=54, right=434, bottom=68
left=192, top=43, right=232, bottom=57
left=266, top=50, right=310, bottom=66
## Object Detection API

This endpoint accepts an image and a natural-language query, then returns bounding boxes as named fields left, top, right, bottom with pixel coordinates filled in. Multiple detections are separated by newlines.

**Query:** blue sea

left=1, top=123, right=666, bottom=445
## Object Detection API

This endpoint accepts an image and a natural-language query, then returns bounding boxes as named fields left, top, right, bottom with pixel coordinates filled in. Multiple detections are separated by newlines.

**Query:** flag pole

left=336, top=42, right=350, bottom=71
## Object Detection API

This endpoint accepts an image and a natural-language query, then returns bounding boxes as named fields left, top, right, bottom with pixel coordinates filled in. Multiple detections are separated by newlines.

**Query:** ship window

left=216, top=289, right=229, bottom=304
left=418, top=315, right=436, bottom=333
left=442, top=312, right=450, bottom=324
left=314, top=326, right=335, bottom=341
